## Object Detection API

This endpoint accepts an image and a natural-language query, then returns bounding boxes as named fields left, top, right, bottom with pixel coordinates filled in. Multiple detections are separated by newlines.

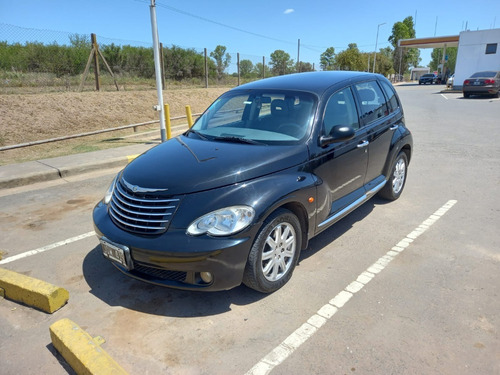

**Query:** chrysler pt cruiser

left=93, top=71, right=413, bottom=293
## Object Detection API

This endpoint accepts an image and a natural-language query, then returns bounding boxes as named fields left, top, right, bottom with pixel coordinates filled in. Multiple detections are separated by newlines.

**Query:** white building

left=454, top=29, right=500, bottom=89
left=400, top=28, right=500, bottom=89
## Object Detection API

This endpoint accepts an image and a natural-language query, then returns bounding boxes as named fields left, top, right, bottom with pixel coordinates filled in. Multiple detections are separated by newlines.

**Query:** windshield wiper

left=213, top=135, right=264, bottom=145
left=186, top=129, right=209, bottom=140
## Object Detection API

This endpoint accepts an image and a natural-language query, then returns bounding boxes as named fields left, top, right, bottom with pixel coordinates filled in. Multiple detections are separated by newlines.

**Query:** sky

left=1, top=0, right=499, bottom=71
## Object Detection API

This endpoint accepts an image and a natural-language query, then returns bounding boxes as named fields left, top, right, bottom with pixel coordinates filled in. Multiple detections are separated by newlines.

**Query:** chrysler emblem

left=122, top=178, right=168, bottom=193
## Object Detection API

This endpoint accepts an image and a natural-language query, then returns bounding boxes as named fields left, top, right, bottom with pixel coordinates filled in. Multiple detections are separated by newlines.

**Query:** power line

left=134, top=0, right=392, bottom=54
left=139, top=0, right=295, bottom=46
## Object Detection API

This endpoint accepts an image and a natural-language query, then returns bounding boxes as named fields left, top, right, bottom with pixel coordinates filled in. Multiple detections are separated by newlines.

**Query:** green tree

left=269, top=49, right=294, bottom=76
left=68, top=34, right=91, bottom=75
left=388, top=16, right=420, bottom=75
left=335, top=43, right=364, bottom=71
left=210, top=45, right=231, bottom=80
left=121, top=45, right=154, bottom=78
left=252, top=62, right=270, bottom=77
left=102, top=43, right=122, bottom=73
left=239, top=59, right=253, bottom=77
left=376, top=47, right=395, bottom=76
left=429, top=47, right=457, bottom=74
left=297, top=61, right=314, bottom=72
left=165, top=45, right=205, bottom=80
left=320, top=47, right=336, bottom=71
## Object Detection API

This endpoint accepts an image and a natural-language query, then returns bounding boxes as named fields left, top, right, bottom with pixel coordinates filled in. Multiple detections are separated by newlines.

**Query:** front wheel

left=379, top=152, right=408, bottom=201
left=243, top=209, right=301, bottom=293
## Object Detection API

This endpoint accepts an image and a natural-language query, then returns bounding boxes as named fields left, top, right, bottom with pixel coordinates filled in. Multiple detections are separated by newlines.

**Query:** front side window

left=192, top=90, right=316, bottom=144
left=354, top=81, right=389, bottom=124
left=323, top=87, right=359, bottom=135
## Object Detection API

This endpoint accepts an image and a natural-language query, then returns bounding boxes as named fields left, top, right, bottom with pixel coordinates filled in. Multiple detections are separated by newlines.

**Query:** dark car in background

left=93, top=71, right=413, bottom=293
left=463, top=71, right=500, bottom=98
left=419, top=73, right=437, bottom=85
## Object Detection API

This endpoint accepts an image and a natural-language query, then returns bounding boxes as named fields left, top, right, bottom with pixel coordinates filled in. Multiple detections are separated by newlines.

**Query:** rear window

left=471, top=71, right=496, bottom=78
left=354, top=81, right=389, bottom=124
left=380, top=80, right=399, bottom=113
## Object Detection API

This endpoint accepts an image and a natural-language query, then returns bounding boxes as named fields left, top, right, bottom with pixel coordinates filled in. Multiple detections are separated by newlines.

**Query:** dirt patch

left=0, top=87, right=229, bottom=164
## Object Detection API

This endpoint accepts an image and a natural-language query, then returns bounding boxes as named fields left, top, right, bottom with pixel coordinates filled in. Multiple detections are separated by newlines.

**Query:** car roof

left=232, top=71, right=383, bottom=96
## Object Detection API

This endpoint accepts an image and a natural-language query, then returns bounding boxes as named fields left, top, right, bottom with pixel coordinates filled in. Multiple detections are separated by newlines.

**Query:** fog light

left=200, top=272, right=213, bottom=283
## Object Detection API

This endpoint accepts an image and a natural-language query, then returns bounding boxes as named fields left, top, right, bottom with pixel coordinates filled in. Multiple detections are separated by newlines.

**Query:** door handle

left=390, top=125, right=399, bottom=131
left=357, top=140, right=369, bottom=148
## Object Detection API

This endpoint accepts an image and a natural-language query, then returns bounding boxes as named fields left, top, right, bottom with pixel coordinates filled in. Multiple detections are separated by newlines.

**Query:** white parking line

left=246, top=200, right=458, bottom=375
left=0, top=231, right=96, bottom=265
left=441, top=94, right=449, bottom=100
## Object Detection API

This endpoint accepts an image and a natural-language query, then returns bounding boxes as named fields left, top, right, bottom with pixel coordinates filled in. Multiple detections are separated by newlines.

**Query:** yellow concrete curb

left=126, top=154, right=139, bottom=163
left=50, top=318, right=128, bottom=375
left=0, top=268, right=69, bottom=313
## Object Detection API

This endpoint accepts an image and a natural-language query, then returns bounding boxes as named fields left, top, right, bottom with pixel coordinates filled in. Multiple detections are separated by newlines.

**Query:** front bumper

left=93, top=201, right=257, bottom=291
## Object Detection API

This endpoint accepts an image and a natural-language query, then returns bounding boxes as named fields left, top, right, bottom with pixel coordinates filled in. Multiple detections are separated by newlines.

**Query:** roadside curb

left=50, top=318, right=128, bottom=375
left=0, top=143, right=153, bottom=189
left=0, top=267, right=69, bottom=313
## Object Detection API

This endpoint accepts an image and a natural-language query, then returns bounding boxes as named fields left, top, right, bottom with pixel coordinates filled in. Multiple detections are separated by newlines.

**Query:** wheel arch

left=279, top=202, right=310, bottom=251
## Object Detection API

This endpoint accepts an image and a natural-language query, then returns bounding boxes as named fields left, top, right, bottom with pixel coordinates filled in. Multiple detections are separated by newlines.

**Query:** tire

left=464, top=92, right=470, bottom=98
left=378, top=152, right=408, bottom=201
left=243, top=209, right=301, bottom=293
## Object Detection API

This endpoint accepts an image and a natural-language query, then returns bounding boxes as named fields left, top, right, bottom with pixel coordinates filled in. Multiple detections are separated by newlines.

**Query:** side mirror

left=320, top=125, right=355, bottom=147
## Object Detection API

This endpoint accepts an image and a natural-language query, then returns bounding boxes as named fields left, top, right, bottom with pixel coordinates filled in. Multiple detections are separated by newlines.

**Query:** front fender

left=170, top=167, right=318, bottom=243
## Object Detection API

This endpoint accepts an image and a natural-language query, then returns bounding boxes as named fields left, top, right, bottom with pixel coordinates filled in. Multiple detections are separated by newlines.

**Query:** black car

left=93, top=71, right=413, bottom=293
left=463, top=71, right=500, bottom=98
left=419, top=73, right=437, bottom=85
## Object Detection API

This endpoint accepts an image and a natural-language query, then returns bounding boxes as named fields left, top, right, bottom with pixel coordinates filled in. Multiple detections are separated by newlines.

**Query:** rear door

left=352, top=80, right=398, bottom=190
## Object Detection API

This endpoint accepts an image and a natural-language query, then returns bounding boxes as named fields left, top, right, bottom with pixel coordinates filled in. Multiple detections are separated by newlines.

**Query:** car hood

left=120, top=135, right=309, bottom=195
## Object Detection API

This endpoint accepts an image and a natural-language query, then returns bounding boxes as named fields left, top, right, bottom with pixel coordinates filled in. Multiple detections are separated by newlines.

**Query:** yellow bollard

left=185, top=105, right=194, bottom=128
left=164, top=103, right=172, bottom=140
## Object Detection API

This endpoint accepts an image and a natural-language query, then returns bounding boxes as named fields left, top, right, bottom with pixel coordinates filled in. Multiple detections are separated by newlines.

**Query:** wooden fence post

left=91, top=33, right=100, bottom=91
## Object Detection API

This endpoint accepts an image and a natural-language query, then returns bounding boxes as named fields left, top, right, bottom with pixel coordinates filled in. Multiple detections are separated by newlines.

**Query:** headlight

left=103, top=175, right=118, bottom=205
left=187, top=206, right=255, bottom=236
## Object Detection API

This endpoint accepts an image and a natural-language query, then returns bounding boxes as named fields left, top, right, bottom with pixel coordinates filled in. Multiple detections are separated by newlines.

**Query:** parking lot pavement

left=0, top=84, right=499, bottom=374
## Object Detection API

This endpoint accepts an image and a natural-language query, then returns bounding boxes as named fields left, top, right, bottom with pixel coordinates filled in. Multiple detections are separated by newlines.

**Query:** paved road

left=1, top=84, right=499, bottom=374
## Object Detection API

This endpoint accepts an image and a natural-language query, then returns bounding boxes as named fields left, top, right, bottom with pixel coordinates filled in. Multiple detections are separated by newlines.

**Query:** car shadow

left=299, top=198, right=378, bottom=261
left=82, top=199, right=380, bottom=317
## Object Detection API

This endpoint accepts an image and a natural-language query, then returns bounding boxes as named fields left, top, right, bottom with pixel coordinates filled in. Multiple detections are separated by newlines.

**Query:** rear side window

left=323, top=87, right=360, bottom=135
left=379, top=80, right=399, bottom=113
left=354, top=81, right=389, bottom=124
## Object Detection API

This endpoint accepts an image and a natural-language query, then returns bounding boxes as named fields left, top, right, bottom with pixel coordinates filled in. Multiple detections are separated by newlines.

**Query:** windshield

left=189, top=90, right=317, bottom=144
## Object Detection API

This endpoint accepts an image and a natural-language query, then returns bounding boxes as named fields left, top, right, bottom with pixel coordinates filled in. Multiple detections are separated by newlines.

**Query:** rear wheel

left=379, top=152, right=408, bottom=201
left=243, top=209, right=301, bottom=293
left=464, top=92, right=470, bottom=98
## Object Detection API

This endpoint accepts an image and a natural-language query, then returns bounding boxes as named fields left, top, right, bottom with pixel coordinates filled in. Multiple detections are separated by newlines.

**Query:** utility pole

left=373, top=23, right=385, bottom=73
left=150, top=0, right=167, bottom=142
left=297, top=39, right=300, bottom=73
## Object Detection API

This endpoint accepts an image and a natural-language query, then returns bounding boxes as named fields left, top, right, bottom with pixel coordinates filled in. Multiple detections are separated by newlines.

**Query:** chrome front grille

left=109, top=180, right=180, bottom=235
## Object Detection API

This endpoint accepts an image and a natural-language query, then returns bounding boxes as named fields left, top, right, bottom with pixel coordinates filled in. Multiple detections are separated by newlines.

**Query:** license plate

left=473, top=81, right=481, bottom=85
left=100, top=238, right=131, bottom=270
